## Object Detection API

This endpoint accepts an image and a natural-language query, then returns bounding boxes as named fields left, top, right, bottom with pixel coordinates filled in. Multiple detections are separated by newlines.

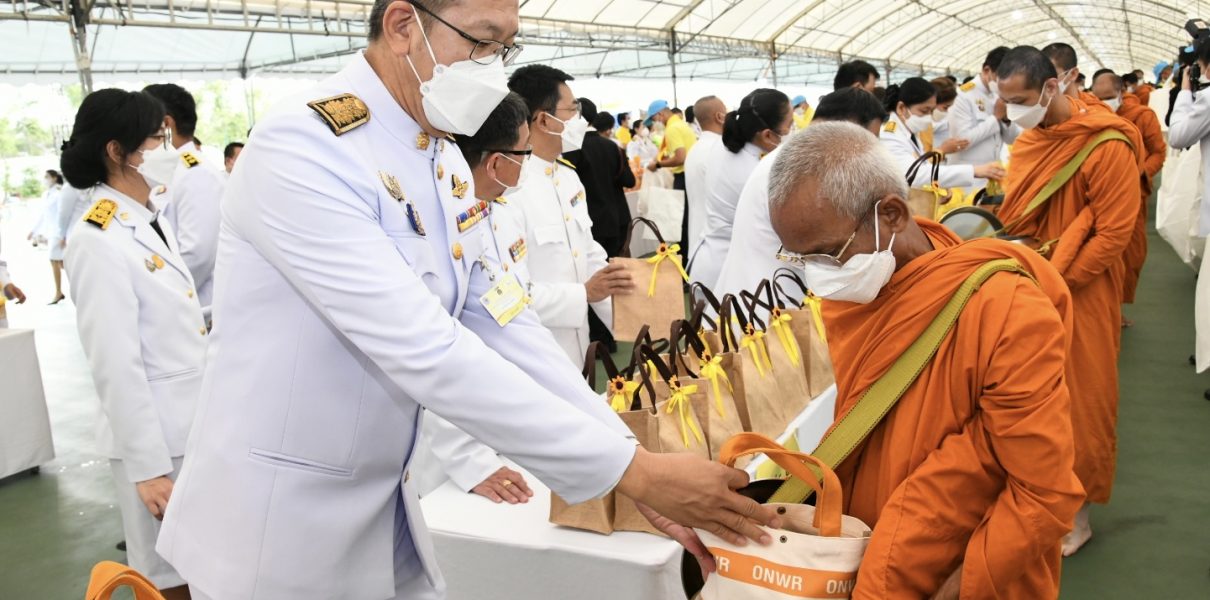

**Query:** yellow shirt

left=793, top=107, right=815, bottom=131
left=615, top=127, right=632, bottom=146
left=660, top=115, right=697, bottom=175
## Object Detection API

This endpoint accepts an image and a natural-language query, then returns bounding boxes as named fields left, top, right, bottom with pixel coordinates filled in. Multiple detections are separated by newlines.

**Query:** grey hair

left=768, top=121, right=907, bottom=220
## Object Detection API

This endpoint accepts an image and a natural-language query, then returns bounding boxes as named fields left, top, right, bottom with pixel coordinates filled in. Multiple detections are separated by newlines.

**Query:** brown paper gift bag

left=549, top=342, right=633, bottom=534
left=613, top=344, right=711, bottom=535
left=740, top=279, right=813, bottom=419
left=904, top=151, right=954, bottom=219
left=669, top=320, right=745, bottom=462
left=612, top=217, right=689, bottom=340
left=717, top=294, right=790, bottom=438
left=774, top=269, right=836, bottom=396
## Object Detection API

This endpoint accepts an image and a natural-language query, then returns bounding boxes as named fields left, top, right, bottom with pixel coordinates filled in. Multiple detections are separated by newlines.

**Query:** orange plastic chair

left=85, top=561, right=167, bottom=600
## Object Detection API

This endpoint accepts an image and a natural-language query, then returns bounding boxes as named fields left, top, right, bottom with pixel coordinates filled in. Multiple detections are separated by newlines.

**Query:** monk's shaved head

left=997, top=46, right=1058, bottom=92
left=769, top=121, right=904, bottom=222
left=1091, top=69, right=1123, bottom=100
left=1042, top=42, right=1078, bottom=71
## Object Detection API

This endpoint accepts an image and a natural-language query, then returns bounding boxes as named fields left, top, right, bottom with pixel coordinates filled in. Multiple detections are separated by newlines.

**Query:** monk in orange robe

left=997, top=46, right=1143, bottom=556
left=769, top=121, right=1084, bottom=599
left=1090, top=71, right=1167, bottom=305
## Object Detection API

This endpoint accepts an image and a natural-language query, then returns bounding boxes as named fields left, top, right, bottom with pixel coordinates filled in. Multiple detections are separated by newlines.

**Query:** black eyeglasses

left=409, top=0, right=524, bottom=66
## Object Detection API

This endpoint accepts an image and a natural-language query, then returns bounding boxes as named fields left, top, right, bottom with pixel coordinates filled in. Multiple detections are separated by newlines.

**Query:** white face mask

left=988, top=78, right=999, bottom=98
left=1057, top=68, right=1075, bottom=94
left=132, top=147, right=179, bottom=187
left=932, top=108, right=948, bottom=122
left=794, top=107, right=805, bottom=116
left=545, top=113, right=589, bottom=153
left=405, top=19, right=510, bottom=136
left=1104, top=95, right=1122, bottom=112
left=493, top=153, right=529, bottom=196
left=904, top=111, right=934, bottom=135
left=1005, top=84, right=1055, bottom=130
left=801, top=202, right=898, bottom=304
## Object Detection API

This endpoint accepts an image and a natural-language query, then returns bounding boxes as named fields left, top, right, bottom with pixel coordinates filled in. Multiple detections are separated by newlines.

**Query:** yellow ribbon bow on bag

left=768, top=307, right=802, bottom=366
left=608, top=376, right=639, bottom=413
left=665, top=377, right=704, bottom=448
left=801, top=293, right=828, bottom=344
left=740, top=326, right=774, bottom=377
left=645, top=243, right=690, bottom=297
left=698, top=354, right=733, bottom=417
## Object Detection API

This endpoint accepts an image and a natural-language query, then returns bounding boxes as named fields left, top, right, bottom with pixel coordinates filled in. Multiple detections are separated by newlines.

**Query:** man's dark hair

left=1196, top=36, right=1210, bottom=66
left=945, top=75, right=958, bottom=85
left=814, top=88, right=888, bottom=127
left=618, top=112, right=630, bottom=125
left=508, top=64, right=575, bottom=118
left=984, top=46, right=1011, bottom=70
left=1041, top=42, right=1078, bottom=71
left=578, top=97, right=598, bottom=123
left=224, top=141, right=245, bottom=160
left=143, top=83, right=198, bottom=137
left=671, top=107, right=683, bottom=116
left=834, top=60, right=879, bottom=90
left=962, top=75, right=975, bottom=84
left=45, top=169, right=64, bottom=186
left=369, top=0, right=455, bottom=40
left=684, top=105, right=695, bottom=124
left=996, top=46, right=1059, bottom=90
left=1121, top=72, right=1140, bottom=86
left=592, top=112, right=615, bottom=132
left=451, top=92, right=529, bottom=169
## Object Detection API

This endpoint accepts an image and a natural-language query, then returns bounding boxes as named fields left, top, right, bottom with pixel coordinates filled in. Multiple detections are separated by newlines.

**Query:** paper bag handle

left=717, top=293, right=751, bottom=353
left=620, top=217, right=666, bottom=258
left=904, top=151, right=943, bottom=187
left=668, top=319, right=707, bottom=377
left=772, top=268, right=809, bottom=308
left=719, top=434, right=845, bottom=538
left=689, top=283, right=723, bottom=330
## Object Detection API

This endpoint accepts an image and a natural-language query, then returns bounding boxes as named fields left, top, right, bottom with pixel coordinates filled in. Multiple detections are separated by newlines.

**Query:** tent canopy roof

left=0, top=0, right=1193, bottom=85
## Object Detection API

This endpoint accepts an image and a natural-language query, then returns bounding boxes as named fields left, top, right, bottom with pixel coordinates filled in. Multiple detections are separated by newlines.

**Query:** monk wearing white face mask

left=997, top=45, right=1145, bottom=558
left=770, top=121, right=1083, bottom=600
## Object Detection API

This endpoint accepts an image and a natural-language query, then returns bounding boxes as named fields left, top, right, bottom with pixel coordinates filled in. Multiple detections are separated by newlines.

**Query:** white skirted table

left=0, top=328, right=55, bottom=478
left=418, top=385, right=837, bottom=600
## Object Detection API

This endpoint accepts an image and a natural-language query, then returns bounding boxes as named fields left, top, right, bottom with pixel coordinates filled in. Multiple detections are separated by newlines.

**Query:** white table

left=419, top=386, right=838, bottom=600
left=0, top=328, right=55, bottom=478
left=421, top=463, right=686, bottom=600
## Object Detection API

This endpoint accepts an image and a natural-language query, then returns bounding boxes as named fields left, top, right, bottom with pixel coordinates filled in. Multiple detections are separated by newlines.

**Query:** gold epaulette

left=83, top=199, right=118, bottom=230
left=307, top=93, right=370, bottom=136
left=884, top=121, right=897, bottom=133
left=960, top=81, right=976, bottom=92
left=556, top=157, right=577, bottom=170
left=181, top=152, right=200, bottom=168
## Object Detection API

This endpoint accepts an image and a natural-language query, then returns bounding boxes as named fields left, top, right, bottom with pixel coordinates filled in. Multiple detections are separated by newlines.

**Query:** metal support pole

left=770, top=44, right=778, bottom=87
left=669, top=30, right=679, bottom=108
left=68, top=0, right=94, bottom=93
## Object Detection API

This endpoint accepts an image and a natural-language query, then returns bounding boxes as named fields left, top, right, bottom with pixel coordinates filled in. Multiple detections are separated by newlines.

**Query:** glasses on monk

left=775, top=202, right=875, bottom=268
left=409, top=0, right=525, bottom=66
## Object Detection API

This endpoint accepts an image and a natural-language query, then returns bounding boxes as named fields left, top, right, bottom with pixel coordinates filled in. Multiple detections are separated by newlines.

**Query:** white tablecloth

left=421, top=463, right=685, bottom=600
left=418, top=385, right=838, bottom=600
left=0, top=328, right=55, bottom=478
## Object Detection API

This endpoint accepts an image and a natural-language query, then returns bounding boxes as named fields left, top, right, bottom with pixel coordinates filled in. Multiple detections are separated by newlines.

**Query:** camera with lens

left=1180, top=19, right=1210, bottom=94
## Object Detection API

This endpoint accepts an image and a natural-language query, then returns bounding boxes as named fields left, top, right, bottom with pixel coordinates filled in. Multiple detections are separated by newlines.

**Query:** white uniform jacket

left=418, top=197, right=537, bottom=495
left=1169, top=89, right=1210, bottom=236
left=157, top=146, right=225, bottom=308
left=684, top=130, right=722, bottom=264
left=881, top=112, right=975, bottom=189
left=65, top=185, right=207, bottom=483
left=690, top=141, right=762, bottom=290
left=947, top=78, right=1020, bottom=190
left=156, top=53, right=635, bottom=600
left=504, top=155, right=612, bottom=365
left=713, top=144, right=785, bottom=300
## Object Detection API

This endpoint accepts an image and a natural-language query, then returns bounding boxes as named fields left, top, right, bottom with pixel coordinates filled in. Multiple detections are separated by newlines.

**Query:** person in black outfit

left=579, top=112, right=635, bottom=257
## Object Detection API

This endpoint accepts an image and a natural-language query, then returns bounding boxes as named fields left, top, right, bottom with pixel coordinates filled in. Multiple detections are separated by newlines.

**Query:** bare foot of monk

left=1121, top=317, right=1134, bottom=328
left=1062, top=504, right=1092, bottom=557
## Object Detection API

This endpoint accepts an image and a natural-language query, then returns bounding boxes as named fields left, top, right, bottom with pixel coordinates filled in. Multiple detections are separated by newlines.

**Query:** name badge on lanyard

left=480, top=274, right=527, bottom=327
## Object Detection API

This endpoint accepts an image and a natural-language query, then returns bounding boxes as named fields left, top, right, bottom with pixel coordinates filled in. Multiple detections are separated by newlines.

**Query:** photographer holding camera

left=1168, top=35, right=1210, bottom=238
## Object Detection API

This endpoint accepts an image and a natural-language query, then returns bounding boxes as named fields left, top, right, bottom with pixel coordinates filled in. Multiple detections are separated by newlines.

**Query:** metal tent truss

left=0, top=0, right=1201, bottom=89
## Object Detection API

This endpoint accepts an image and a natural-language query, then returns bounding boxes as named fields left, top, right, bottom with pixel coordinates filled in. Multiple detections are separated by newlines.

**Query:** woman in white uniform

left=880, top=77, right=1004, bottom=188
left=690, top=88, right=792, bottom=290
left=61, top=88, right=206, bottom=600
left=41, top=170, right=68, bottom=304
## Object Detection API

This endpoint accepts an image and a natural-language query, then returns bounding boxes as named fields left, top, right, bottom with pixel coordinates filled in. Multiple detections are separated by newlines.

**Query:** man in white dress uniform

left=157, top=2, right=777, bottom=599
left=947, top=46, right=1021, bottom=192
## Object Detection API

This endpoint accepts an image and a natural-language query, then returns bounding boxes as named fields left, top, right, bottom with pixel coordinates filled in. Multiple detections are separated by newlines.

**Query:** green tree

left=16, top=118, right=53, bottom=155
left=194, top=81, right=252, bottom=149
left=19, top=167, right=42, bottom=198
left=0, top=118, right=18, bottom=158
left=63, top=83, right=86, bottom=110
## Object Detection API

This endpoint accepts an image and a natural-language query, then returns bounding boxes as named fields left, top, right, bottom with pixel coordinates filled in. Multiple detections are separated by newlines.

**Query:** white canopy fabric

left=0, top=0, right=1198, bottom=86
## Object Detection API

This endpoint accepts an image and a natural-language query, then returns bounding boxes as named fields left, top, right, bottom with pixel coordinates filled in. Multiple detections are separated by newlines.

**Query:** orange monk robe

left=1000, top=96, right=1143, bottom=504
left=822, top=220, right=1084, bottom=599
left=1079, top=90, right=1111, bottom=113
left=1117, top=92, right=1167, bottom=302
left=1135, top=83, right=1154, bottom=106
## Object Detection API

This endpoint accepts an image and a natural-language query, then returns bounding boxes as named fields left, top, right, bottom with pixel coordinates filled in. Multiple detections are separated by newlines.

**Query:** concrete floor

left=1, top=198, right=1207, bottom=599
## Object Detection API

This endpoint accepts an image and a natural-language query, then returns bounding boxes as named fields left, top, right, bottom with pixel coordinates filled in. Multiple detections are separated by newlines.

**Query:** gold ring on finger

left=501, top=480, right=513, bottom=488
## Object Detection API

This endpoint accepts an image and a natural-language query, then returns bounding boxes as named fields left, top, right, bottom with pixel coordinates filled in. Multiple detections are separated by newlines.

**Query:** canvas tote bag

left=741, top=280, right=813, bottom=419
left=697, top=434, right=871, bottom=600
left=773, top=269, right=836, bottom=397
left=613, top=217, right=689, bottom=340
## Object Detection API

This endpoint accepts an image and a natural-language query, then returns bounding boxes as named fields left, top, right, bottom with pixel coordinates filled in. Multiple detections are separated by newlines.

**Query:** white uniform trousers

left=110, top=456, right=186, bottom=589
